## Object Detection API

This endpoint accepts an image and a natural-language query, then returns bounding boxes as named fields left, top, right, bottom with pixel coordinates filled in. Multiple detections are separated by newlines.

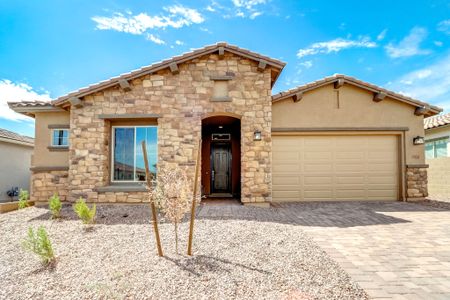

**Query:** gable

left=273, top=74, right=441, bottom=117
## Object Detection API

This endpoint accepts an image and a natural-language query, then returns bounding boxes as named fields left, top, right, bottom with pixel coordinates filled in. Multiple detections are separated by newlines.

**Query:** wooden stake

left=187, top=139, right=202, bottom=256
left=142, top=141, right=164, bottom=257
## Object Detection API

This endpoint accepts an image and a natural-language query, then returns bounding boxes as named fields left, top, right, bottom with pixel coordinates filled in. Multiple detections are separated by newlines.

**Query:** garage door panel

left=273, top=135, right=399, bottom=201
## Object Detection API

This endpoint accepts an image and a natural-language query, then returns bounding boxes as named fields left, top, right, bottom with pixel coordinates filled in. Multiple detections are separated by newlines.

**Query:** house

left=8, top=43, right=441, bottom=206
left=0, top=128, right=34, bottom=202
left=424, top=113, right=450, bottom=200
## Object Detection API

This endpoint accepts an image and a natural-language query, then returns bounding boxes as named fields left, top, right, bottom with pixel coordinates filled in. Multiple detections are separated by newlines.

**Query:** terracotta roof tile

left=424, top=112, right=450, bottom=130
left=0, top=128, right=34, bottom=145
left=7, top=101, right=52, bottom=108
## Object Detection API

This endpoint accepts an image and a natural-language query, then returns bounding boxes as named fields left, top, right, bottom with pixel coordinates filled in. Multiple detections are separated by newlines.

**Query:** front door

left=211, top=143, right=231, bottom=194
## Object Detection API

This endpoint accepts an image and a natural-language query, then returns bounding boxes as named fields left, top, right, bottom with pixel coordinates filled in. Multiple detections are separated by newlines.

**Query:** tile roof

left=424, top=112, right=450, bottom=130
left=7, top=101, right=52, bottom=108
left=52, top=42, right=286, bottom=106
left=272, top=74, right=442, bottom=116
left=0, top=128, right=34, bottom=146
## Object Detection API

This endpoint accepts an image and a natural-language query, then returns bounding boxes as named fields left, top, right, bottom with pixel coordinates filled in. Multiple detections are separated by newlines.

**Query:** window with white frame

left=425, top=137, right=448, bottom=159
left=51, top=129, right=69, bottom=147
left=112, top=126, right=157, bottom=182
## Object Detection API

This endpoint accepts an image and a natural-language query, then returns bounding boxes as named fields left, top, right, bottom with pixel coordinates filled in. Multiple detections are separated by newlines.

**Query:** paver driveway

left=278, top=201, right=450, bottom=300
left=199, top=200, right=450, bottom=299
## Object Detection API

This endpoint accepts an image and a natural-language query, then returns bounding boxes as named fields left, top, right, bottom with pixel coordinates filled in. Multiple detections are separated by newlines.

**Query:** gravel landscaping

left=0, top=204, right=368, bottom=300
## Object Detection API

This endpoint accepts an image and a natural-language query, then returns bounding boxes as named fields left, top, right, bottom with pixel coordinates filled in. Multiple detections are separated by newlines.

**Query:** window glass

left=425, top=142, right=434, bottom=159
left=113, top=128, right=135, bottom=181
left=435, top=139, right=448, bottom=158
left=52, top=129, right=69, bottom=146
left=113, top=126, right=157, bottom=182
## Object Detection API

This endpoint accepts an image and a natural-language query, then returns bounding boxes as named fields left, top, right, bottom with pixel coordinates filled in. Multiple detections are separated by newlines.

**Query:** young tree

left=150, top=166, right=192, bottom=254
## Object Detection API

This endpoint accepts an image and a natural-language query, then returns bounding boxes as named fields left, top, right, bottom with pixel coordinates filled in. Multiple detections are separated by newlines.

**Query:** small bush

left=22, top=226, right=55, bottom=265
left=18, top=189, right=29, bottom=209
left=73, top=198, right=96, bottom=224
left=49, top=193, right=62, bottom=219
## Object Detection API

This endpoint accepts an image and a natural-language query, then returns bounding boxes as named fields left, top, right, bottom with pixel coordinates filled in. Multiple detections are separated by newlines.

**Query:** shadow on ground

left=29, top=200, right=450, bottom=228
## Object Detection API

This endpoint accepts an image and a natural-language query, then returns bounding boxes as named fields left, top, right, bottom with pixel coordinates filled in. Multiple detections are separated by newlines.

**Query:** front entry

left=211, top=143, right=231, bottom=194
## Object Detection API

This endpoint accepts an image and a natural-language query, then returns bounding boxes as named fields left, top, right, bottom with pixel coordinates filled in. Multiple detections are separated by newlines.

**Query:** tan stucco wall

left=34, top=111, right=70, bottom=167
left=427, top=157, right=450, bottom=201
left=0, top=141, right=33, bottom=202
left=272, top=84, right=426, bottom=165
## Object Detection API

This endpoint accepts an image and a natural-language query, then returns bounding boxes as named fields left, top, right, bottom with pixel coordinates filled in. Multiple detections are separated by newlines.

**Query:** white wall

left=0, top=141, right=33, bottom=202
left=425, top=126, right=450, bottom=158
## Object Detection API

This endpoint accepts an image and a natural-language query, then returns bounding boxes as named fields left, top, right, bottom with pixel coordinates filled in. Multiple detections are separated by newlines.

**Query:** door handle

left=212, top=170, right=215, bottom=181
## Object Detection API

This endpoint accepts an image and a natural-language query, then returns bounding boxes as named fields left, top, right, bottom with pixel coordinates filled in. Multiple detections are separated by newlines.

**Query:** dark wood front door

left=211, top=143, right=231, bottom=193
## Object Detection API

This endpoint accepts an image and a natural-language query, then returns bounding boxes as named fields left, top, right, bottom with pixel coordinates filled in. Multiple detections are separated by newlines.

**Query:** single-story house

left=8, top=42, right=442, bottom=206
left=0, top=128, right=34, bottom=202
left=424, top=113, right=450, bottom=200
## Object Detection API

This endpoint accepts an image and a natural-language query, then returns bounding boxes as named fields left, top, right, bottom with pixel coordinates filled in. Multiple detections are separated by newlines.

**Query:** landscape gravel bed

left=0, top=204, right=368, bottom=300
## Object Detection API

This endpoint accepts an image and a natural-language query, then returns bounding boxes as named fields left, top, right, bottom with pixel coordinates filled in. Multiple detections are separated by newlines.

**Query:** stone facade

left=31, top=170, right=69, bottom=202
left=68, top=52, right=273, bottom=204
left=406, top=166, right=428, bottom=200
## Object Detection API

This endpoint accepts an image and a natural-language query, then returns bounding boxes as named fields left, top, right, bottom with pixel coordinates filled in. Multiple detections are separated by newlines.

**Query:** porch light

left=254, top=130, right=262, bottom=141
left=413, top=136, right=425, bottom=145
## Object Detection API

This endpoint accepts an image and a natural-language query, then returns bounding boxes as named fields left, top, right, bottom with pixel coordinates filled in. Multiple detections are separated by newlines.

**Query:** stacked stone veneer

left=406, top=166, right=428, bottom=200
left=68, top=52, right=273, bottom=203
left=31, top=170, right=69, bottom=202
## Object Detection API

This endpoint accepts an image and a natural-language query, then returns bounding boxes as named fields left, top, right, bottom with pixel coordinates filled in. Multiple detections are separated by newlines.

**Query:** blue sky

left=0, top=0, right=449, bottom=137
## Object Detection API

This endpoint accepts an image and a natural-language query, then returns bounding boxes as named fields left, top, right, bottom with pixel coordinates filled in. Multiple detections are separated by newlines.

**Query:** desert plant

left=49, top=193, right=62, bottom=219
left=22, top=226, right=55, bottom=265
left=150, top=166, right=193, bottom=253
left=73, top=197, right=96, bottom=225
left=17, top=189, right=29, bottom=209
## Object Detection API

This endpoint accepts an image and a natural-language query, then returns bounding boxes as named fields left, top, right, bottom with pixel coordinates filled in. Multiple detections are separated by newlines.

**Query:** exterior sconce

left=254, top=130, right=262, bottom=141
left=413, top=136, right=425, bottom=145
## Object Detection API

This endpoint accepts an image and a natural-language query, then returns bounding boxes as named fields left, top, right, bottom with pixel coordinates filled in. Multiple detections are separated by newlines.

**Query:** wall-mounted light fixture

left=413, top=136, right=425, bottom=145
left=254, top=130, right=262, bottom=141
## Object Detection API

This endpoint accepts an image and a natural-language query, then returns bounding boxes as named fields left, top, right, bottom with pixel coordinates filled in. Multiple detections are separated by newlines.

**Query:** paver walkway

left=198, top=200, right=450, bottom=299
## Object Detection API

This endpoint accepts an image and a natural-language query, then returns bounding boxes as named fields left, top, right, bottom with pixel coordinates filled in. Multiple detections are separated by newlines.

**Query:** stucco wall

left=427, top=157, right=450, bottom=201
left=0, top=141, right=33, bottom=202
left=68, top=52, right=273, bottom=203
left=272, top=84, right=426, bottom=165
left=34, top=111, right=70, bottom=167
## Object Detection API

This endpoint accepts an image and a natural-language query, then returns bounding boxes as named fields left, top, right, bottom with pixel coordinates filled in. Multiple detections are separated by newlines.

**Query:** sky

left=0, top=0, right=449, bottom=137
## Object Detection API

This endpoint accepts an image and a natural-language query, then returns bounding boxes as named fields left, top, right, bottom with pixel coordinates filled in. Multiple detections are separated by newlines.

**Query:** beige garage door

left=272, top=135, right=399, bottom=201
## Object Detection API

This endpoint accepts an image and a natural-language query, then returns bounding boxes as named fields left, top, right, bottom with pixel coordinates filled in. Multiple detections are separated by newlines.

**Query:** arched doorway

left=201, top=115, right=241, bottom=200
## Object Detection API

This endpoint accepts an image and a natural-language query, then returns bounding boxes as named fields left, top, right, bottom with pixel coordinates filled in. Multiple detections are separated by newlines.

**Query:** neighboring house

left=424, top=113, right=450, bottom=200
left=8, top=43, right=441, bottom=206
left=0, top=128, right=34, bottom=202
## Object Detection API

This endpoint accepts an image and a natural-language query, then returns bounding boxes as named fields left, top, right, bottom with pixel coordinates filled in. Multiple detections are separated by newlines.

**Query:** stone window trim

left=48, top=124, right=70, bottom=129
left=94, top=183, right=147, bottom=193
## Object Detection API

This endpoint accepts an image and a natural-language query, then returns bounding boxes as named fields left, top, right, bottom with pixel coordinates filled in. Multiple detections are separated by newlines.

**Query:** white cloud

left=175, top=40, right=184, bottom=45
left=377, top=29, right=387, bottom=41
left=229, top=0, right=267, bottom=19
left=387, top=54, right=450, bottom=110
left=249, top=11, right=262, bottom=19
left=0, top=80, right=51, bottom=121
left=385, top=27, right=430, bottom=58
left=232, top=0, right=267, bottom=9
left=299, top=60, right=313, bottom=68
left=92, top=5, right=204, bottom=35
left=206, top=5, right=216, bottom=12
left=146, top=34, right=165, bottom=45
left=297, top=37, right=377, bottom=58
left=199, top=27, right=212, bottom=34
left=434, top=41, right=443, bottom=47
left=437, top=19, right=450, bottom=34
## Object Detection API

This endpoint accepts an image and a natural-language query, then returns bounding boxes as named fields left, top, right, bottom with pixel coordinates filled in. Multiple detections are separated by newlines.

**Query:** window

left=425, top=137, right=448, bottom=159
left=51, top=129, right=69, bottom=147
left=112, top=126, right=157, bottom=182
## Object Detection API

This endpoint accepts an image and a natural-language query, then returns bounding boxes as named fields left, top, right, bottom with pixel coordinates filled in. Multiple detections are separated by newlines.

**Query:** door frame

left=210, top=141, right=232, bottom=194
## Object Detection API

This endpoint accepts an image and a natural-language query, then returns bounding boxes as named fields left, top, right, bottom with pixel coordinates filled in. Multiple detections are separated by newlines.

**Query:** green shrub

left=18, top=189, right=29, bottom=209
left=22, top=226, right=55, bottom=265
left=49, top=193, right=62, bottom=219
left=73, top=198, right=96, bottom=224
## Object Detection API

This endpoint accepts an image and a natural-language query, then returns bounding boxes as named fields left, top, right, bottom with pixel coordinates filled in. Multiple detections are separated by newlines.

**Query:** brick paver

left=198, top=201, right=450, bottom=299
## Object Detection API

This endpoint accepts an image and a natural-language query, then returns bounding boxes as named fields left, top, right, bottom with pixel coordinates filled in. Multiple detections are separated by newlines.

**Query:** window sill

left=47, top=146, right=69, bottom=152
left=95, top=183, right=147, bottom=193
left=211, top=96, right=231, bottom=102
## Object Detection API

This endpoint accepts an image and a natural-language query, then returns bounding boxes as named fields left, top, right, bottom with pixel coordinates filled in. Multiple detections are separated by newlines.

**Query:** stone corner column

left=406, top=164, right=428, bottom=201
